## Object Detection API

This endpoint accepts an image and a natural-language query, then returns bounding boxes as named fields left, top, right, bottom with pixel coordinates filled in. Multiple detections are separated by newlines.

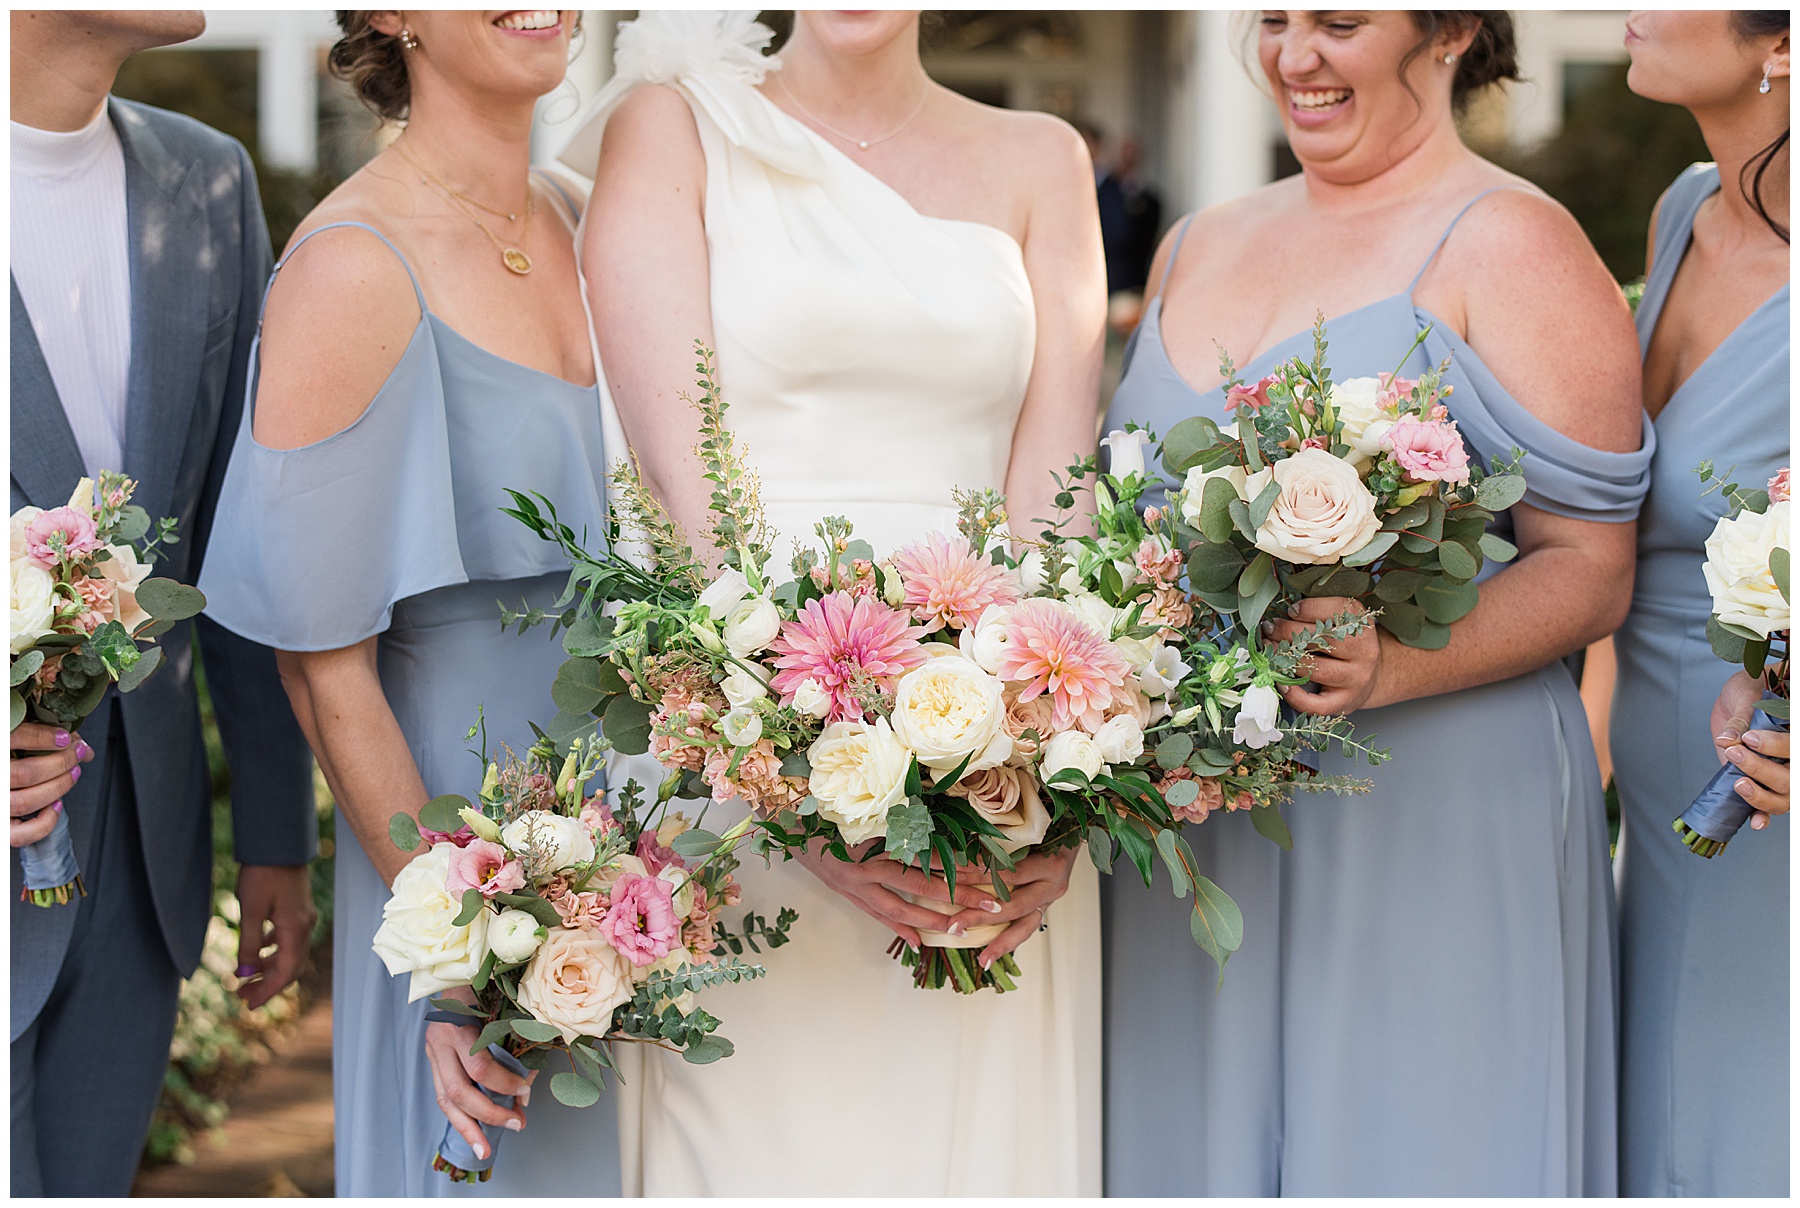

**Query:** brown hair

left=1405, top=12, right=1520, bottom=113
left=1733, top=11, right=1790, bottom=242
left=330, top=11, right=411, bottom=123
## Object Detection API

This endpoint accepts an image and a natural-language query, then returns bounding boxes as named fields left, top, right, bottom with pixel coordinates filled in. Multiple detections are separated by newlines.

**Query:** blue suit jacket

left=10, top=98, right=317, bottom=1038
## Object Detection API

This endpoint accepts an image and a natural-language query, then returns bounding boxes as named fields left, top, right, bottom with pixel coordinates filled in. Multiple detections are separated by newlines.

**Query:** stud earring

left=1444, top=52, right=1458, bottom=65
left=398, top=28, right=420, bottom=51
left=1760, top=63, right=1774, bottom=94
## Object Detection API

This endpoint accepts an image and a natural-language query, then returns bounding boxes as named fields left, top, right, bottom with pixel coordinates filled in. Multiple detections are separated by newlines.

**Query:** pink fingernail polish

left=505, top=1119, right=522, bottom=1132
left=75, top=741, right=92, bottom=760
left=52, top=801, right=63, bottom=813
left=53, top=731, right=70, bottom=748
left=70, top=766, right=80, bottom=784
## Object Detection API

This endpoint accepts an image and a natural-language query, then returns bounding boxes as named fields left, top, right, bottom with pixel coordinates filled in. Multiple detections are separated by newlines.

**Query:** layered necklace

left=774, top=70, right=929, bottom=152
left=394, top=139, right=536, bottom=275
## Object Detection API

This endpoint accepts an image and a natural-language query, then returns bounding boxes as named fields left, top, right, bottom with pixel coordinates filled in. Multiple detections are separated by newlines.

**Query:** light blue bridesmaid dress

left=1613, top=163, right=1790, bottom=1197
left=197, top=196, right=624, bottom=1196
left=1099, top=191, right=1654, bottom=1196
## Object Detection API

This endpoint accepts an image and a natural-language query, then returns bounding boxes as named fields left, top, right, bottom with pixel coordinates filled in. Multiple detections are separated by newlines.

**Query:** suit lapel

left=9, top=278, right=88, bottom=508
left=112, top=98, right=206, bottom=524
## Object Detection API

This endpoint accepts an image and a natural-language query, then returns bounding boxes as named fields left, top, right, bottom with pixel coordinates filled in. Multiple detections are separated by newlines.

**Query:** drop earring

left=1760, top=63, right=1773, bottom=94
left=398, top=28, right=420, bottom=51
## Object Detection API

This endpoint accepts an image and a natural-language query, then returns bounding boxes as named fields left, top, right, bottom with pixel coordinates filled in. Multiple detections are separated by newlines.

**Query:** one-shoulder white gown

left=559, top=12, right=1102, bottom=1198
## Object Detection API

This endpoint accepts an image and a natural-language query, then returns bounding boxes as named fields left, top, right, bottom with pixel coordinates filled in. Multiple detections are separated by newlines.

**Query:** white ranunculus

left=957, top=603, right=1014, bottom=674
left=791, top=677, right=833, bottom=720
left=696, top=566, right=751, bottom=616
left=1041, top=730, right=1104, bottom=781
left=1093, top=714, right=1146, bottom=765
left=372, top=845, right=492, bottom=1002
left=10, top=560, right=56, bottom=655
left=723, top=596, right=781, bottom=657
left=891, top=654, right=1012, bottom=772
left=720, top=666, right=768, bottom=709
left=10, top=507, right=42, bottom=561
left=720, top=706, right=763, bottom=747
left=656, top=863, right=697, bottom=917
left=1232, top=683, right=1284, bottom=750
left=1178, top=462, right=1250, bottom=528
left=500, top=811, right=597, bottom=872
left=807, top=719, right=912, bottom=844
left=1100, top=428, right=1154, bottom=480
left=1137, top=644, right=1191, bottom=698
left=1016, top=550, right=1047, bottom=593
left=1329, top=377, right=1397, bottom=470
left=1252, top=448, right=1382, bottom=565
left=1066, top=591, right=1119, bottom=641
left=488, top=907, right=547, bottom=964
left=1704, top=501, right=1790, bottom=638
left=514, top=927, right=634, bottom=1044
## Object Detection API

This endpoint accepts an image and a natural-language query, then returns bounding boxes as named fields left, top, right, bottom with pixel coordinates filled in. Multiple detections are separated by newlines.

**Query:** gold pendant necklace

left=394, top=140, right=534, bottom=275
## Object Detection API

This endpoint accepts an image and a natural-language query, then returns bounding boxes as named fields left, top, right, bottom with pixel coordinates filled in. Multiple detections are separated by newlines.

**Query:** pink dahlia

left=769, top=593, right=925, bottom=723
left=601, top=873, right=680, bottom=967
left=890, top=531, right=1022, bottom=633
left=996, top=598, right=1133, bottom=732
left=25, top=507, right=102, bottom=569
left=445, top=839, right=525, bottom=898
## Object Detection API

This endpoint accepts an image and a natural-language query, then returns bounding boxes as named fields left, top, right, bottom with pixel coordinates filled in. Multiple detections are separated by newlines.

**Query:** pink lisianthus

left=890, top=531, right=1022, bottom=633
left=25, top=507, right=102, bottom=569
left=996, top=598, right=1134, bottom=732
left=418, top=823, right=477, bottom=848
left=1375, top=373, right=1418, bottom=409
left=1300, top=435, right=1330, bottom=452
left=1383, top=414, right=1471, bottom=484
left=769, top=593, right=925, bottom=723
left=601, top=873, right=680, bottom=967
left=445, top=839, right=526, bottom=898
left=1770, top=467, right=1791, bottom=503
left=1226, top=376, right=1274, bottom=414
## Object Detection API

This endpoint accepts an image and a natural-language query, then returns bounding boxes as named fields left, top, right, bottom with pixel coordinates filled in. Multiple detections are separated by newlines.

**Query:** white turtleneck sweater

left=11, top=104, right=133, bottom=477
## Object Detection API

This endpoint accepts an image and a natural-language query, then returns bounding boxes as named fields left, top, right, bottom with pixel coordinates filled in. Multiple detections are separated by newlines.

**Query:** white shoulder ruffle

left=611, top=10, right=775, bottom=90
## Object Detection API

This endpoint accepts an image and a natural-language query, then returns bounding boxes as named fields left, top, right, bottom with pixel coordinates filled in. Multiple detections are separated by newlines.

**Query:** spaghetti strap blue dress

left=1098, top=191, right=1653, bottom=1195
left=197, top=198, right=624, bottom=1196
left=1614, top=162, right=1790, bottom=1197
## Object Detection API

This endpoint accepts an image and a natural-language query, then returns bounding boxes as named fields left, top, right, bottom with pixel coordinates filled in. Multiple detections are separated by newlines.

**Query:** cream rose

left=1330, top=377, right=1396, bottom=469
left=371, top=845, right=492, bottom=1002
left=1092, top=714, right=1146, bottom=764
left=97, top=543, right=153, bottom=633
left=807, top=718, right=912, bottom=844
left=948, top=766, right=1050, bottom=852
left=1178, top=462, right=1250, bottom=528
left=500, top=810, right=597, bottom=872
left=1042, top=730, right=1104, bottom=781
left=590, top=852, right=650, bottom=895
left=10, top=507, right=42, bottom=560
left=1251, top=448, right=1382, bottom=565
left=1703, top=501, right=1790, bottom=638
left=514, top=926, right=635, bottom=1043
left=10, top=560, right=56, bottom=655
left=723, top=596, right=781, bottom=657
left=488, top=907, right=547, bottom=964
left=891, top=653, right=1012, bottom=772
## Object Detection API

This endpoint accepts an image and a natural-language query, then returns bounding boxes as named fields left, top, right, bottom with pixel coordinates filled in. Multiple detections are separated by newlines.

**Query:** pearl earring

left=1444, top=53, right=1458, bottom=65
left=1760, top=63, right=1774, bottom=94
left=398, top=28, right=420, bottom=51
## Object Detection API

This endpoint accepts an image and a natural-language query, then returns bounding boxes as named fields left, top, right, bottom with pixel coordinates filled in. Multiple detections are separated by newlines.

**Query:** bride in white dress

left=558, top=10, right=1106, bottom=1196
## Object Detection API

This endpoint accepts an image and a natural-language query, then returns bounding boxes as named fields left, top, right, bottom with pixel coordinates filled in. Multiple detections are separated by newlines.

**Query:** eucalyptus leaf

left=1755, top=697, right=1791, bottom=720
left=114, top=505, right=151, bottom=542
left=116, top=644, right=164, bottom=693
left=1187, top=540, right=1246, bottom=592
left=780, top=751, right=811, bottom=777
left=510, top=1018, right=562, bottom=1043
left=1475, top=472, right=1528, bottom=511
left=604, top=692, right=654, bottom=756
left=561, top=612, right=616, bottom=658
left=1478, top=532, right=1519, bottom=563
left=389, top=811, right=422, bottom=852
left=131, top=617, right=176, bottom=642
left=1706, top=614, right=1750, bottom=664
left=548, top=709, right=598, bottom=751
left=670, top=828, right=723, bottom=859
left=1417, top=578, right=1480, bottom=626
left=1246, top=476, right=1282, bottom=530
left=417, top=794, right=469, bottom=836
left=1239, top=568, right=1281, bottom=640
left=1155, top=827, right=1191, bottom=899
left=1199, top=476, right=1238, bottom=544
left=1373, top=569, right=1426, bottom=602
left=552, top=658, right=607, bottom=715
left=9, top=688, right=23, bottom=732
left=1155, top=733, right=1195, bottom=771
left=550, top=1071, right=603, bottom=1107
left=1406, top=619, right=1453, bottom=650
left=681, top=1035, right=733, bottom=1065
left=883, top=796, right=934, bottom=866
left=494, top=892, right=563, bottom=929
left=1341, top=529, right=1398, bottom=568
left=1237, top=550, right=1273, bottom=598
left=1087, top=825, right=1115, bottom=874
left=134, top=577, right=206, bottom=621
left=1742, top=636, right=1773, bottom=680
left=1772, top=547, right=1790, bottom=604
left=10, top=650, right=44, bottom=687
left=450, top=888, right=485, bottom=928
left=1437, top=539, right=1481, bottom=581
left=1250, top=803, right=1293, bottom=850
left=1164, top=779, right=1201, bottom=809
left=1189, top=875, right=1245, bottom=973
left=1227, top=498, right=1257, bottom=544
left=1161, top=415, right=1222, bottom=477
left=1379, top=599, right=1424, bottom=642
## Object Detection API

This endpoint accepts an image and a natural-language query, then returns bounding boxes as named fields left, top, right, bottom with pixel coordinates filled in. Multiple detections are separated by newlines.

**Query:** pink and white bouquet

left=1675, top=463, right=1789, bottom=857
left=507, top=347, right=1382, bottom=989
left=374, top=724, right=788, bottom=1180
left=10, top=472, right=204, bottom=905
left=1161, top=317, right=1527, bottom=652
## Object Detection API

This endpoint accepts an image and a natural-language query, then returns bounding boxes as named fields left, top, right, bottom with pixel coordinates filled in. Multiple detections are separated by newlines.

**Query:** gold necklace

left=394, top=140, right=535, bottom=275
left=774, top=71, right=929, bottom=152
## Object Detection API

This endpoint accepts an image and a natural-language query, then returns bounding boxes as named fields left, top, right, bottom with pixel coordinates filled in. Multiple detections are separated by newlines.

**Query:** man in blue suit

left=10, top=11, right=318, bottom=1194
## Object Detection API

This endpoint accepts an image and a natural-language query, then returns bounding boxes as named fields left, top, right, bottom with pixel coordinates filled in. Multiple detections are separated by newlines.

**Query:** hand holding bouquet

left=10, top=473, right=205, bottom=904
left=1675, top=463, right=1789, bottom=857
left=373, top=723, right=789, bottom=1180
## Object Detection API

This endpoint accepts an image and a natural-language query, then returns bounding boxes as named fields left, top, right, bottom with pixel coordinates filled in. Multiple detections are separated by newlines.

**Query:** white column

left=257, top=13, right=317, bottom=171
left=1192, top=10, right=1269, bottom=209
left=1509, top=11, right=1562, bottom=151
left=534, top=11, right=623, bottom=165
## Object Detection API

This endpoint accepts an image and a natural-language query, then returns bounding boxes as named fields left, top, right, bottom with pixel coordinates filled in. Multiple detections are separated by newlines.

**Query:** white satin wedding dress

left=560, top=12, right=1101, bottom=1196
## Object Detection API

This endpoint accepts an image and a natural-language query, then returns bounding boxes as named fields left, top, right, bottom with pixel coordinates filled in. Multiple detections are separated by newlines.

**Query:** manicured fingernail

left=981, top=900, right=1002, bottom=914
left=474, top=1142, right=487, bottom=1160
left=75, top=740, right=92, bottom=760
left=51, top=801, right=63, bottom=813
left=236, top=963, right=257, bottom=977
left=518, top=1088, right=531, bottom=1107
left=504, top=1118, right=522, bottom=1132
left=69, top=766, right=80, bottom=783
left=1726, top=745, right=1747, bottom=766
left=53, top=731, right=70, bottom=748
left=979, top=956, right=991, bottom=969
left=1737, top=778, right=1755, bottom=796
left=1744, top=731, right=1765, bottom=749
left=1752, top=815, right=1768, bottom=830
left=1718, top=730, right=1743, bottom=745
left=947, top=921, right=965, bottom=936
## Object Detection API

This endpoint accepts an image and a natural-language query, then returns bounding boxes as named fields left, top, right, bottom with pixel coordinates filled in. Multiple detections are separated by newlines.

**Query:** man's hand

left=235, top=863, right=316, bottom=1008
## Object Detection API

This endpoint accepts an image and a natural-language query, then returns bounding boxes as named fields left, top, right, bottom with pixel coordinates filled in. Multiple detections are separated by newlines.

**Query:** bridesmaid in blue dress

left=1613, top=12, right=1790, bottom=1196
left=196, top=13, right=621, bottom=1196
left=1100, top=13, right=1651, bottom=1195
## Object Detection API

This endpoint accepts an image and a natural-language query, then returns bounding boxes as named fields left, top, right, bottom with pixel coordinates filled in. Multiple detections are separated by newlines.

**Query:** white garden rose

left=696, top=566, right=751, bottom=616
left=500, top=810, right=596, bottom=872
left=1703, top=500, right=1791, bottom=638
left=791, top=677, right=833, bottom=720
left=723, top=596, right=781, bottom=657
left=1178, top=462, right=1250, bottom=528
left=1330, top=377, right=1396, bottom=469
left=1252, top=448, right=1382, bottom=565
left=590, top=852, right=650, bottom=895
left=371, top=845, right=492, bottom=1002
left=957, top=603, right=1014, bottom=674
left=10, top=560, right=56, bottom=655
left=1232, top=683, right=1284, bottom=749
left=720, top=705, right=763, bottom=747
left=1093, top=714, right=1146, bottom=765
left=720, top=666, right=768, bottom=709
left=10, top=507, right=42, bottom=560
left=1042, top=730, right=1104, bottom=781
left=807, top=719, right=911, bottom=844
left=891, top=654, right=1012, bottom=772
left=488, top=907, right=547, bottom=964
left=514, top=926, right=635, bottom=1044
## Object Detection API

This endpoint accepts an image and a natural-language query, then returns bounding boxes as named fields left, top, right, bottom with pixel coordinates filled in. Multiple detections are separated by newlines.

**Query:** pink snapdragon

left=25, top=507, right=102, bottom=569
left=445, top=839, right=525, bottom=898
left=890, top=531, right=1022, bottom=633
left=769, top=593, right=925, bottom=723
left=601, top=873, right=680, bottom=967
left=579, top=795, right=619, bottom=838
left=1383, top=414, right=1471, bottom=484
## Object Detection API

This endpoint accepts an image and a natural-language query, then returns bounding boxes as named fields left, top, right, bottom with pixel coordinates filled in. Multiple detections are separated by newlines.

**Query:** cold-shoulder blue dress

left=1099, top=191, right=1653, bottom=1195
left=198, top=204, right=623, bottom=1196
left=1614, top=162, right=1790, bottom=1197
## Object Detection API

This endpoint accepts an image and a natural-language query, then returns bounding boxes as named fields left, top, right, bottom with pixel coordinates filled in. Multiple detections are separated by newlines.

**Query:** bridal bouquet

left=505, top=347, right=1382, bottom=990
left=1160, top=317, right=1527, bottom=652
left=1674, top=463, right=1789, bottom=857
left=10, top=473, right=204, bottom=905
left=373, top=723, right=788, bottom=1181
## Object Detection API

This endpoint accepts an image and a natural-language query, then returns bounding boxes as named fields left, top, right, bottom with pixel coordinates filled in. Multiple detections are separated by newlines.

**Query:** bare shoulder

left=1443, top=181, right=1603, bottom=286
left=945, top=93, right=1090, bottom=193
left=604, top=83, right=703, bottom=163
left=1150, top=176, right=1303, bottom=297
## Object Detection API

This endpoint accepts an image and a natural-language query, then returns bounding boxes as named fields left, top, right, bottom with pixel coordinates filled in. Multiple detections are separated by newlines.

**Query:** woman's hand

left=424, top=987, right=536, bottom=1161
left=1712, top=670, right=1790, bottom=828
left=10, top=723, right=94, bottom=847
left=795, top=838, right=1001, bottom=947
left=943, top=846, right=1080, bottom=968
left=1265, top=596, right=1382, bottom=716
